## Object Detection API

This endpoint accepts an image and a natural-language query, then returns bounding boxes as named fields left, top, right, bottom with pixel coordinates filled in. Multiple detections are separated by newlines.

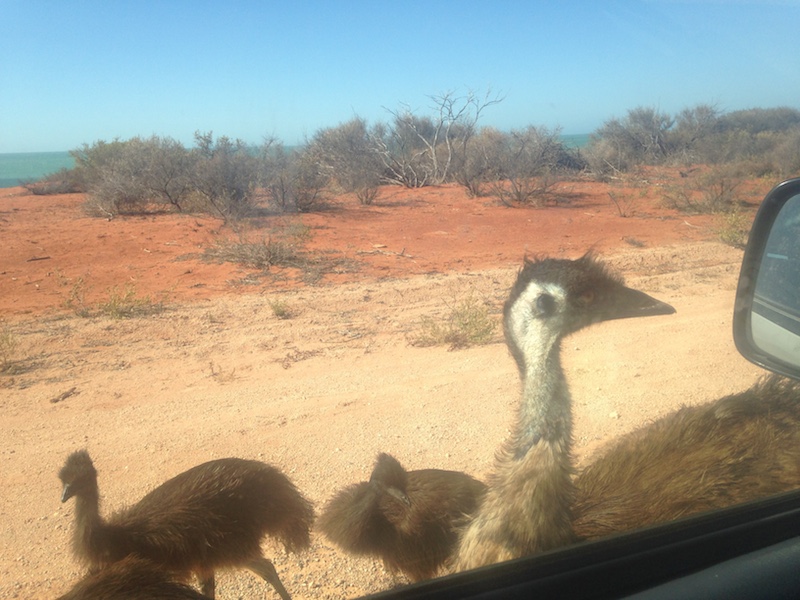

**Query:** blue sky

left=2, top=1, right=799, bottom=153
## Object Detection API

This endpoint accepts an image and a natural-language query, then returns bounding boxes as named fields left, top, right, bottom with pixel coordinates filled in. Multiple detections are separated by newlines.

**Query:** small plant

left=283, top=222, right=312, bottom=241
left=63, top=278, right=165, bottom=318
left=208, top=361, right=237, bottom=383
left=355, top=185, right=380, bottom=206
left=608, top=191, right=636, bottom=217
left=411, top=294, right=496, bottom=350
left=717, top=208, right=752, bottom=249
left=0, top=321, right=18, bottom=373
left=269, top=298, right=295, bottom=319
left=96, top=284, right=165, bottom=319
left=204, top=236, right=306, bottom=271
left=64, top=277, right=91, bottom=317
left=699, top=167, right=742, bottom=213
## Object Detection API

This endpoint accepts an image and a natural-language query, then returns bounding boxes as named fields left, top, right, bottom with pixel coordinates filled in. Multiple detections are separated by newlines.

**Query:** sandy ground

left=0, top=175, right=773, bottom=599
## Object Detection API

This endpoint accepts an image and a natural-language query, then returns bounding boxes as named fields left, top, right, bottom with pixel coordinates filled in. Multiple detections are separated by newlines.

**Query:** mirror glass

left=749, top=193, right=800, bottom=370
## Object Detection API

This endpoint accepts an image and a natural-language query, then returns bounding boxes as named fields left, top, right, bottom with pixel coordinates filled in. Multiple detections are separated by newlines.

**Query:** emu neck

left=454, top=316, right=578, bottom=570
left=507, top=336, right=571, bottom=460
left=72, top=488, right=105, bottom=562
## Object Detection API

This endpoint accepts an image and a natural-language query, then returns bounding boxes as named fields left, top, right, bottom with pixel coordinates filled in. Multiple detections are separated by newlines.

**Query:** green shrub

left=411, top=294, right=496, bottom=349
left=717, top=209, right=752, bottom=249
left=269, top=299, right=295, bottom=319
left=190, top=132, right=260, bottom=221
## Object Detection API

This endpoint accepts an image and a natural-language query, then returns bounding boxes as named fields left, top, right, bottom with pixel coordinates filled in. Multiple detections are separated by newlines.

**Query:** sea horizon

left=0, top=133, right=591, bottom=189
left=0, top=151, right=76, bottom=188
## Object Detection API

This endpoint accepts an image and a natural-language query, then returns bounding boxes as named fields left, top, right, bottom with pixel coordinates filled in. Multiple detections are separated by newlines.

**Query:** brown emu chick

left=58, top=451, right=314, bottom=600
left=57, top=556, right=210, bottom=600
left=573, top=374, right=800, bottom=539
left=318, top=452, right=487, bottom=582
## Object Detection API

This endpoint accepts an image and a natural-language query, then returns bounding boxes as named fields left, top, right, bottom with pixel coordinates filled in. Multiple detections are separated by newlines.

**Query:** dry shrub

left=411, top=294, right=496, bottom=350
left=203, top=236, right=306, bottom=270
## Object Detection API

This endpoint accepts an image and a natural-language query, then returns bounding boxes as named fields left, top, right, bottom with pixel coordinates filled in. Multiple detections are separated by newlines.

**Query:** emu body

left=58, top=451, right=314, bottom=599
left=573, top=374, right=800, bottom=538
left=455, top=255, right=676, bottom=570
left=57, top=557, right=209, bottom=600
left=319, top=452, right=486, bottom=581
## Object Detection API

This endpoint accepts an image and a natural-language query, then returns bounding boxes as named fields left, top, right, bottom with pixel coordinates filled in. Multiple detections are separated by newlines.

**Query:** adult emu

left=455, top=255, right=800, bottom=572
left=58, top=451, right=314, bottom=599
left=572, top=373, right=800, bottom=538
left=454, top=255, right=676, bottom=570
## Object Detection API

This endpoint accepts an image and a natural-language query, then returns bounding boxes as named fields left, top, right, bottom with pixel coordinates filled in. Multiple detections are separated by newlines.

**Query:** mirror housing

left=733, top=177, right=800, bottom=380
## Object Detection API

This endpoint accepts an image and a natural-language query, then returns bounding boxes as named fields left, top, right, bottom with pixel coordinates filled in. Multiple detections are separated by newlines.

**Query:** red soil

left=1, top=173, right=740, bottom=318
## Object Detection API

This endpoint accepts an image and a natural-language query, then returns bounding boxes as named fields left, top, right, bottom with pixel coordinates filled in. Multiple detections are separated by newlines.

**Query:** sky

left=2, top=1, right=799, bottom=153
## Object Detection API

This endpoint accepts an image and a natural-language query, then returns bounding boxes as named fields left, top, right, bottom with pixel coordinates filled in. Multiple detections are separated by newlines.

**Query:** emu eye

left=536, top=294, right=557, bottom=316
left=578, top=289, right=595, bottom=305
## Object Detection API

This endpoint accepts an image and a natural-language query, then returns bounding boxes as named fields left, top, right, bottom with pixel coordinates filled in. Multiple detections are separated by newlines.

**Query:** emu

left=58, top=451, right=314, bottom=599
left=572, top=373, right=800, bottom=538
left=57, top=556, right=210, bottom=600
left=318, top=452, right=487, bottom=582
left=454, top=255, right=676, bottom=570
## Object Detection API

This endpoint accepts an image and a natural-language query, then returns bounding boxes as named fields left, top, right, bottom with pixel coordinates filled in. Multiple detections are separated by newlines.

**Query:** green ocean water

left=0, top=151, right=75, bottom=188
left=0, top=135, right=590, bottom=189
left=561, top=133, right=590, bottom=148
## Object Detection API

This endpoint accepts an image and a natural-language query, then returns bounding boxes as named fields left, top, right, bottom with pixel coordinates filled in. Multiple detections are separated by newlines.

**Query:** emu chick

left=57, top=556, right=209, bottom=600
left=58, top=451, right=314, bottom=600
left=318, top=453, right=486, bottom=582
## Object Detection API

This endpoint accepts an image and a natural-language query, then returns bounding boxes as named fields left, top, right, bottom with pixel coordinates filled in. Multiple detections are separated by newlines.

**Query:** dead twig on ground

left=50, top=386, right=78, bottom=404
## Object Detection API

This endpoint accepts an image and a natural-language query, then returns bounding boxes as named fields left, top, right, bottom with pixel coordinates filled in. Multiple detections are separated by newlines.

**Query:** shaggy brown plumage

left=454, top=255, right=676, bottom=571
left=318, top=452, right=487, bottom=582
left=573, top=374, right=800, bottom=539
left=58, top=451, right=314, bottom=600
left=57, top=557, right=209, bottom=600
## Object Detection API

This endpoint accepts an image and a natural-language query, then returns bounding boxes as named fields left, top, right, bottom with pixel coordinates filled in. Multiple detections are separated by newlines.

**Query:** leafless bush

left=373, top=90, right=503, bottom=188
left=661, top=166, right=744, bottom=214
left=607, top=191, right=636, bottom=217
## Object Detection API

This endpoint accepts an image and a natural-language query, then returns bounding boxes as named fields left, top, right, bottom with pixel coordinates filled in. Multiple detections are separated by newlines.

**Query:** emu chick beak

left=61, top=483, right=74, bottom=503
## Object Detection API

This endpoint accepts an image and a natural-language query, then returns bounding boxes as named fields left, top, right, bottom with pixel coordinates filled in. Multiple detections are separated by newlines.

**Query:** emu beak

left=386, top=487, right=412, bottom=507
left=61, top=483, right=74, bottom=503
left=603, top=285, right=676, bottom=322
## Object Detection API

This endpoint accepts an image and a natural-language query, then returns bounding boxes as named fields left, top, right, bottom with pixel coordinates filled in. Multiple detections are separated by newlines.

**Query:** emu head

left=59, top=450, right=97, bottom=502
left=370, top=453, right=411, bottom=508
left=503, top=255, right=675, bottom=376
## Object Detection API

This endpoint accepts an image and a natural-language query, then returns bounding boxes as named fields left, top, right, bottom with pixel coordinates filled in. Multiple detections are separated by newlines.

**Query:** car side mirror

left=733, top=177, right=800, bottom=380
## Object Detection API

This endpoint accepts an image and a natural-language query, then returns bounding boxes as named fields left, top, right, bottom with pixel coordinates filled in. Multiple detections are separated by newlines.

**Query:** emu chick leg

left=246, top=556, right=292, bottom=600
left=199, top=573, right=216, bottom=599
